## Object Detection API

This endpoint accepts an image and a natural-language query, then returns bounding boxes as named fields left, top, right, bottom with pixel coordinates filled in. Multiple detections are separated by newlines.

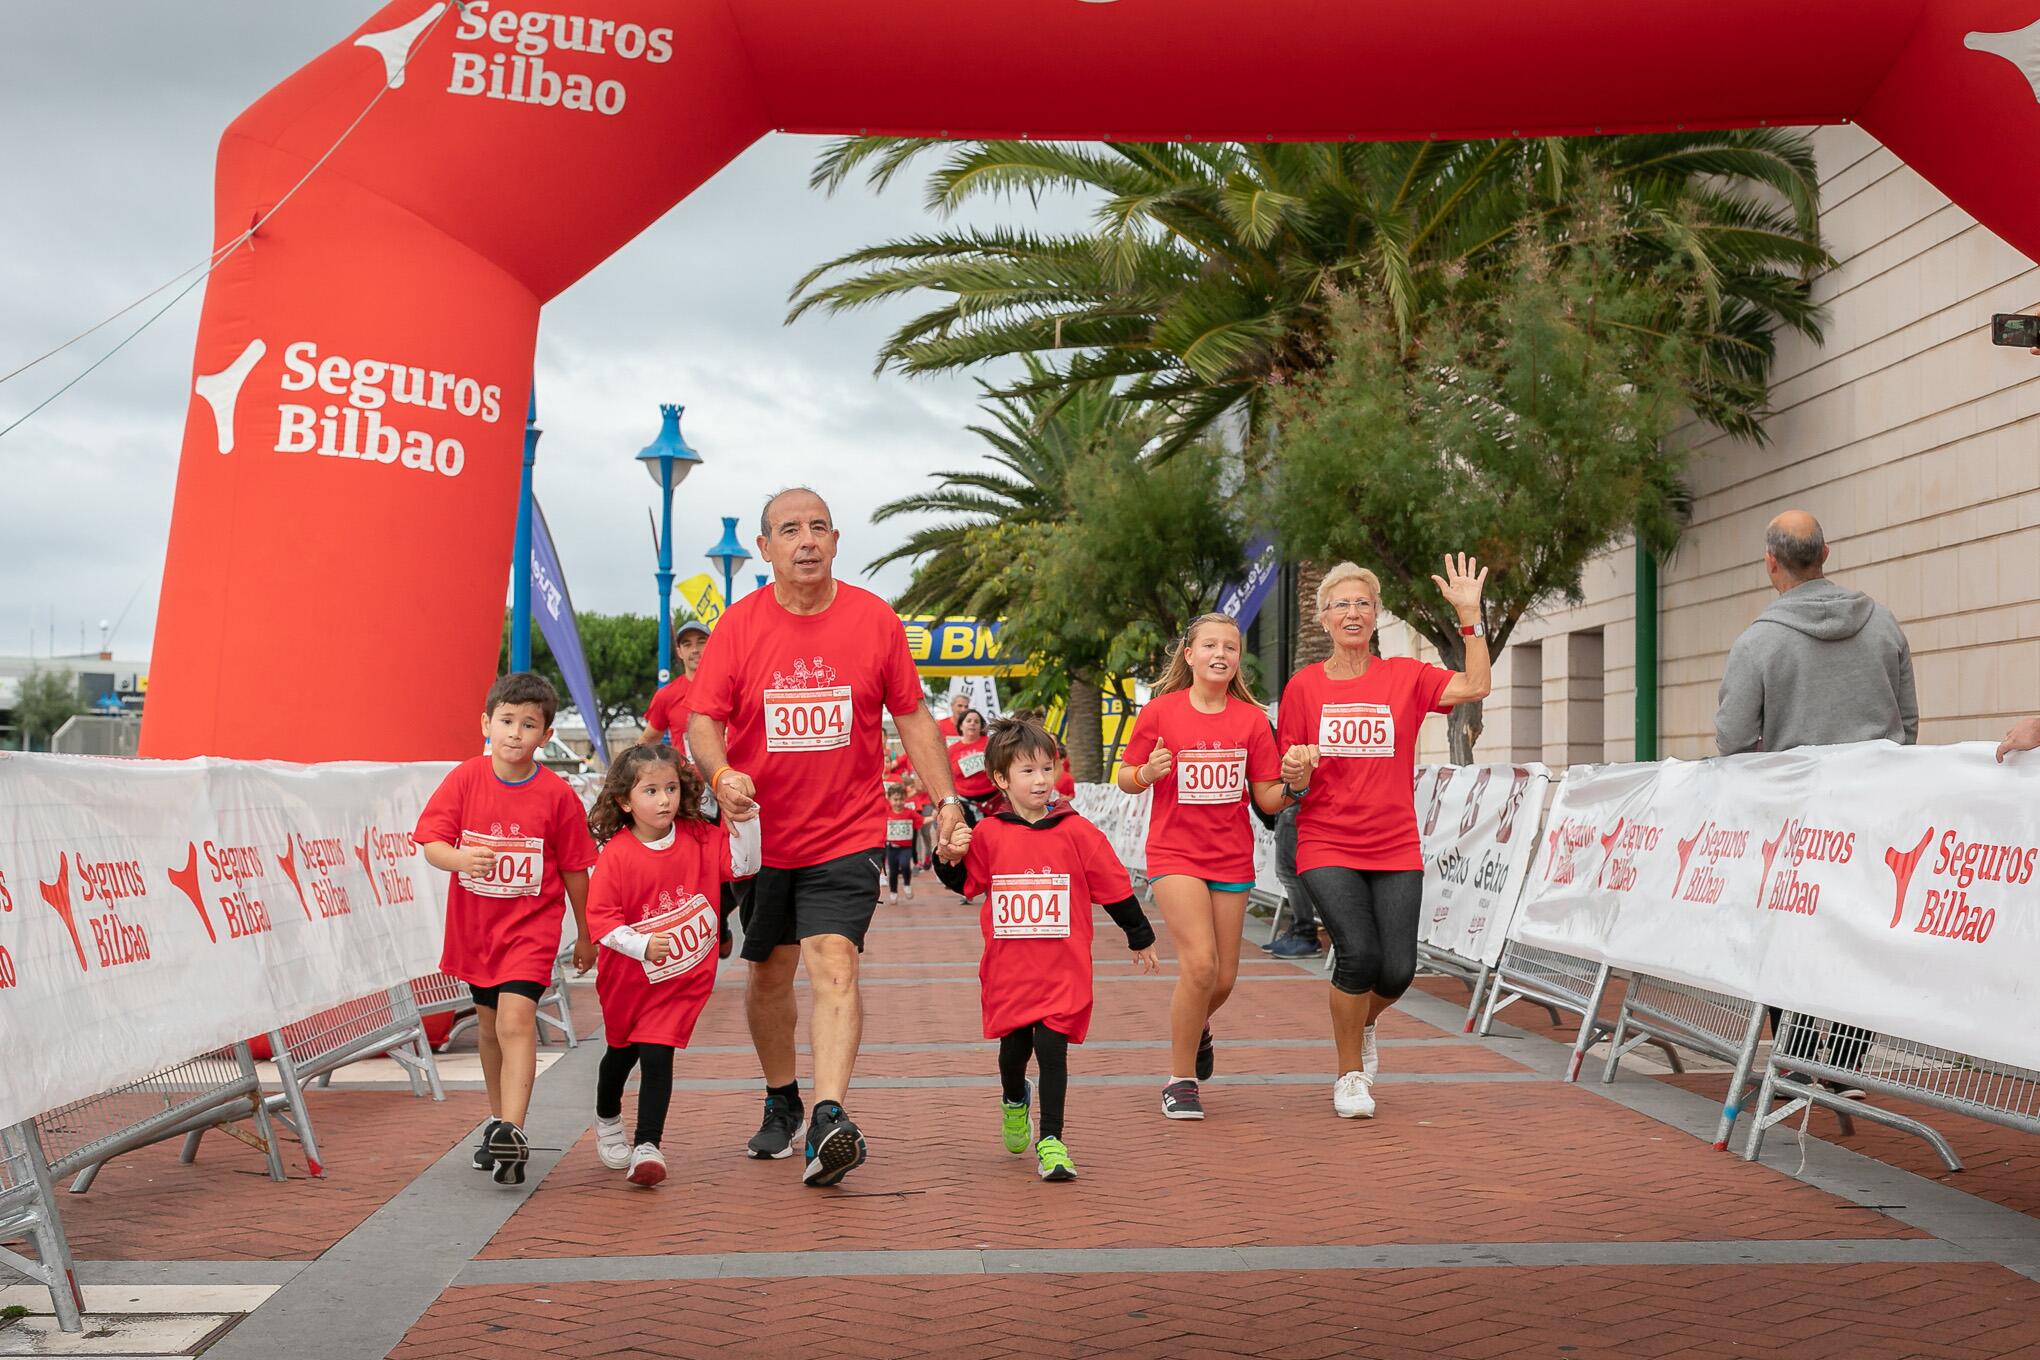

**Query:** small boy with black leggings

left=884, top=782, right=921, bottom=904
left=937, top=716, right=1157, bottom=1181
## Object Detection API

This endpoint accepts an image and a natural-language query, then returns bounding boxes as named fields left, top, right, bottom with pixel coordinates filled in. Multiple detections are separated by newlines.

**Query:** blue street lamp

left=754, top=573, right=768, bottom=595
left=636, top=404, right=702, bottom=682
left=509, top=383, right=541, bottom=672
left=707, top=516, right=752, bottom=613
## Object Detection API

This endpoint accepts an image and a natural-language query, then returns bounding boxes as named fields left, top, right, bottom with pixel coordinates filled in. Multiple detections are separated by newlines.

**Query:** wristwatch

left=1282, top=783, right=1309, bottom=801
left=938, top=795, right=967, bottom=811
left=1459, top=619, right=1486, bottom=638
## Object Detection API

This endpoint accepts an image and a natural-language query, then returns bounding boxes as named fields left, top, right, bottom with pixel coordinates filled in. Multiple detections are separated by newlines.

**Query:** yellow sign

left=676, top=574, right=726, bottom=629
left=902, top=616, right=1029, bottom=678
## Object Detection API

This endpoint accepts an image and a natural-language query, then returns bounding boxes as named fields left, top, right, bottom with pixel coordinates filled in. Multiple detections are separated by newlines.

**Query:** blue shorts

left=1157, top=874, right=1254, bottom=894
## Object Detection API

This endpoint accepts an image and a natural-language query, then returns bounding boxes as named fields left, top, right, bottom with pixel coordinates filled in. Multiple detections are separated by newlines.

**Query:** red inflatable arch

left=143, top=0, right=2040, bottom=761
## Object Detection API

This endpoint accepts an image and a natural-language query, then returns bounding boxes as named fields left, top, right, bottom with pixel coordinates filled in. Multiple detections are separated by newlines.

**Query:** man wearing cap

left=641, top=618, right=712, bottom=749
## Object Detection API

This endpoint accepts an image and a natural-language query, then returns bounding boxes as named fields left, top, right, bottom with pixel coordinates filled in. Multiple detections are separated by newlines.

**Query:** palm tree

left=794, top=132, right=1831, bottom=670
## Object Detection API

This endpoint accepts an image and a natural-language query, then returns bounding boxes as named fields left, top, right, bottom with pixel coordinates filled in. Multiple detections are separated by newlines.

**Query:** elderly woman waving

left=1275, top=555, right=1490, bottom=1121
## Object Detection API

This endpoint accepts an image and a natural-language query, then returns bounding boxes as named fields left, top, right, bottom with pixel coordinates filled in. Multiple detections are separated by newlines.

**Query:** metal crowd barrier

left=410, top=968, right=475, bottom=1049
left=1476, top=942, right=1684, bottom=1082
left=1743, top=1014, right=2040, bottom=1172
left=1416, top=944, right=1493, bottom=1033
left=182, top=985, right=443, bottom=1178
left=0, top=1120, right=84, bottom=1333
left=424, top=954, right=581, bottom=1052
left=36, top=1043, right=285, bottom=1194
left=1602, top=973, right=1762, bottom=1149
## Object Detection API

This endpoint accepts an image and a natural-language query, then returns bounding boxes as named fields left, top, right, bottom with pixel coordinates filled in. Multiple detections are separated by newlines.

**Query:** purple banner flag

left=530, top=499, right=608, bottom=766
left=1215, top=535, right=1281, bottom=630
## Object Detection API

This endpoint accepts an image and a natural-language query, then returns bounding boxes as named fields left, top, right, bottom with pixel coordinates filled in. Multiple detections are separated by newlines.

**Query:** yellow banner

left=902, top=615, right=1030, bottom=678
left=676, top=574, right=726, bottom=628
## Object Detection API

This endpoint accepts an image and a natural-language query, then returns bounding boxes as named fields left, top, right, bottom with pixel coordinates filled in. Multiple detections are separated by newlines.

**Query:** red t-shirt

left=643, top=675, right=691, bottom=743
left=586, top=822, right=730, bottom=1048
left=1121, top=690, right=1280, bottom=883
left=415, top=757, right=599, bottom=987
left=937, top=715, right=960, bottom=742
left=884, top=807, right=923, bottom=847
left=1056, top=757, right=1076, bottom=799
left=950, top=735, right=995, bottom=798
left=688, top=582, right=924, bottom=869
left=958, top=810, right=1134, bottom=1043
left=1276, top=657, right=1453, bottom=873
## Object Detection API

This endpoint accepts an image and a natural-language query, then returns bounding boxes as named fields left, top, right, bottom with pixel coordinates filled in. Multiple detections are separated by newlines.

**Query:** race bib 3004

left=459, top=831, right=543, bottom=899
left=990, top=873, right=1071, bottom=939
left=637, top=893, right=718, bottom=983
left=1176, top=748, right=1248, bottom=805
left=1320, top=702, right=1394, bottom=758
left=764, top=685, right=852, bottom=753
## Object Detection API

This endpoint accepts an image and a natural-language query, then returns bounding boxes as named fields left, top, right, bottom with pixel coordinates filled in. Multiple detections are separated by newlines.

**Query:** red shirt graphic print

left=688, top=582, right=924, bottom=869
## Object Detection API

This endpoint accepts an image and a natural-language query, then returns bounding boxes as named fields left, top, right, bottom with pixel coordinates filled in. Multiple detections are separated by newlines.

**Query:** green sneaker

left=1035, top=1136, right=1076, bottom=1182
left=1001, top=1079, right=1032, bottom=1154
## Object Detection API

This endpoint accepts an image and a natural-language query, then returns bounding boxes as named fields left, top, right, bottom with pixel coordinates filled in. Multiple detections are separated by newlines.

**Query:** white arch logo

left=355, top=4, right=446, bottom=90
left=1967, top=19, right=2040, bottom=101
left=192, top=339, right=265, bottom=455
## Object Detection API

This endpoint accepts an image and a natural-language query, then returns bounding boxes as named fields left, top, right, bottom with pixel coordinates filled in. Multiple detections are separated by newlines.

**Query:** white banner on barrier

left=0, top=753, right=453, bottom=1130
left=1415, top=763, right=1553, bottom=967
left=1510, top=741, right=2040, bottom=1072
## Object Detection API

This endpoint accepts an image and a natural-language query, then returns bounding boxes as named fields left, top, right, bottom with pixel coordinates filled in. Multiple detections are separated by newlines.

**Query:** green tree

left=13, top=665, right=81, bottom=751
left=1264, top=222, right=1696, bottom=761
left=497, top=611, right=662, bottom=748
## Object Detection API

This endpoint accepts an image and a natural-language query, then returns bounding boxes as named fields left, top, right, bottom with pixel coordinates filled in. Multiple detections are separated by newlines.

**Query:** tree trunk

left=1446, top=699, right=1484, bottom=765
left=1293, top=560, right=1331, bottom=670
left=1067, top=673, right=1105, bottom=782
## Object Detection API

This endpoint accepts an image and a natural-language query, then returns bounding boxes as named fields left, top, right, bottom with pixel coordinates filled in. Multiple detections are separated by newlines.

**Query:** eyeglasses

left=1322, top=599, right=1376, bottom=616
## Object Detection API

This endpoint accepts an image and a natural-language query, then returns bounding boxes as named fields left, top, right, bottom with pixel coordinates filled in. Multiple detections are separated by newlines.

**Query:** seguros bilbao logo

left=1882, top=826, right=2036, bottom=944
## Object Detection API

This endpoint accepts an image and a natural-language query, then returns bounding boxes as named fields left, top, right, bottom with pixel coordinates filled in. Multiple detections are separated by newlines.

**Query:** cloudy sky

left=0, top=4, right=1089, bottom=663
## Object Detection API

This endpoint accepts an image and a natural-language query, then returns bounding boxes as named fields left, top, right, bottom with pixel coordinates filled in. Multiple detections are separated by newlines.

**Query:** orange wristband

left=710, top=765, right=734, bottom=790
left=1130, top=765, right=1150, bottom=790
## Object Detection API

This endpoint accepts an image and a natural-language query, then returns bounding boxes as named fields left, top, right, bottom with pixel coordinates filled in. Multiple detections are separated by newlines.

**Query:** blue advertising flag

left=529, top=499, right=608, bottom=766
left=1216, top=535, right=1281, bottom=630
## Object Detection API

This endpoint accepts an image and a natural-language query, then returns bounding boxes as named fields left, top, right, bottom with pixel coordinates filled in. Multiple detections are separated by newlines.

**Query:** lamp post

left=509, top=383, right=540, bottom=672
left=636, top=404, right=702, bottom=683
left=707, top=516, right=752, bottom=613
left=754, top=573, right=767, bottom=595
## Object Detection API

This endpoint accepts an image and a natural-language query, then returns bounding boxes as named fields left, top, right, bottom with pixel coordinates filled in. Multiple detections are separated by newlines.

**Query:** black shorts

left=739, top=845, right=884, bottom=962
left=469, top=978, right=547, bottom=1009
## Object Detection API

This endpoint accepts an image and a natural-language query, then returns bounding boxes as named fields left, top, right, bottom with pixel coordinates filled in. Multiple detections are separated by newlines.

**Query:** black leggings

left=595, top=1042, right=674, bottom=1147
left=998, top=1022, right=1070, bottom=1141
left=1299, top=867, right=1424, bottom=999
left=886, top=846, right=914, bottom=890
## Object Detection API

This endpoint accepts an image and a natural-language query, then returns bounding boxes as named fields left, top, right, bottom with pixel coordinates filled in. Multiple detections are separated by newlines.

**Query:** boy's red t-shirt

left=642, top=675, right=691, bottom=743
left=949, top=735, right=995, bottom=798
left=1275, top=657, right=1453, bottom=873
left=959, top=810, right=1134, bottom=1043
left=586, top=821, right=729, bottom=1048
left=687, top=582, right=924, bottom=869
left=884, top=807, right=923, bottom=847
left=415, top=757, right=598, bottom=987
left=1120, top=690, right=1280, bottom=883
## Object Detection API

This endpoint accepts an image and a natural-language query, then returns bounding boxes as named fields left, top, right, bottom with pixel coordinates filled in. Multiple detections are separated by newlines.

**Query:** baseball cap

left=677, top=619, right=712, bottom=639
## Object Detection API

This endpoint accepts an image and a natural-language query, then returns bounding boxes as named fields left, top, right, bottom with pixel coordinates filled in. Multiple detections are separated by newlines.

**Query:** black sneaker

left=802, top=1102, right=868, bottom=1187
left=1161, top=1079, right=1204, bottom=1120
left=487, top=1121, right=530, bottom=1186
left=1196, top=1028, right=1215, bottom=1081
left=1267, top=929, right=1323, bottom=959
left=471, top=1118, right=503, bottom=1171
left=1821, top=1079, right=1869, bottom=1101
left=746, top=1091, right=803, bottom=1160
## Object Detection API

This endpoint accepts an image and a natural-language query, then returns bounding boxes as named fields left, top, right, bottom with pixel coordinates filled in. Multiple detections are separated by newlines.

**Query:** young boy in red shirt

left=884, top=782, right=922, bottom=904
left=416, top=672, right=598, bottom=1185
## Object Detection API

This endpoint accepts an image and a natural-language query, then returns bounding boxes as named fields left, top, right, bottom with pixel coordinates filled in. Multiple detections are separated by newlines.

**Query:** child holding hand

left=936, top=716, right=1158, bottom=1181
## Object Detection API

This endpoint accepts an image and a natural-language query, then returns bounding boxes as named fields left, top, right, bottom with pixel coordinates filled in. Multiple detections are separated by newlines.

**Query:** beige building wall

left=1381, top=123, right=2040, bottom=766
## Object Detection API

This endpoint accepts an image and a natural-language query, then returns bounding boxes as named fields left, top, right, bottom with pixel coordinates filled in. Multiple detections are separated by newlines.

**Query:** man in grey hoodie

left=1715, top=510, right=1917, bottom=1097
left=1714, top=511, right=1918, bottom=756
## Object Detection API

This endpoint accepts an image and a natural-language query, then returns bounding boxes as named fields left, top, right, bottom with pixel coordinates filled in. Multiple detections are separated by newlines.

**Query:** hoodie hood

left=1755, top=578, right=1876, bottom=642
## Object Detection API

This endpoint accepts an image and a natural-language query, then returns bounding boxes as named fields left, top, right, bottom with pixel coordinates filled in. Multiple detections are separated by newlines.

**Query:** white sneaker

left=903, top=885, right=914, bottom=901
left=595, top=1116, right=631, bottom=1169
left=887, top=893, right=898, bottom=905
left=1362, top=1025, right=1380, bottom=1080
left=1333, top=1071, right=1376, bottom=1119
left=626, top=1142, right=667, bottom=1186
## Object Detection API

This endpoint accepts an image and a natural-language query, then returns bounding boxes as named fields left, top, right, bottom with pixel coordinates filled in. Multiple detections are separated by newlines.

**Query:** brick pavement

left=12, top=882, right=2040, bottom=1358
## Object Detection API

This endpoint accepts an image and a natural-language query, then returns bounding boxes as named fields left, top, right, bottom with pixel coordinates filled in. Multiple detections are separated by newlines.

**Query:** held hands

left=1430, top=551, right=1489, bottom=624
left=1143, top=743, right=1174, bottom=785
left=938, top=821, right=973, bottom=864
left=1131, top=944, right=1160, bottom=975
left=935, top=802, right=967, bottom=850
left=714, top=768, right=759, bottom=821
left=1280, top=744, right=1320, bottom=787
left=572, top=934, right=597, bottom=975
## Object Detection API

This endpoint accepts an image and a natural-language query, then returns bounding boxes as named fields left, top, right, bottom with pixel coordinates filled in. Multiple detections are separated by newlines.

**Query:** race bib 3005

left=459, top=831, right=544, bottom=899
left=990, top=873, right=1072, bottom=939
left=1320, top=702, right=1394, bottom=758
left=1176, top=748, right=1248, bottom=805
left=764, top=685, right=853, bottom=753
left=637, top=893, right=718, bottom=983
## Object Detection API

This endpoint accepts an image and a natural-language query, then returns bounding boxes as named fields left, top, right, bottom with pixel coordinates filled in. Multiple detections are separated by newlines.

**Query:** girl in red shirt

left=1276, top=556, right=1490, bottom=1121
left=585, top=745, right=737, bottom=1186
left=948, top=709, right=996, bottom=809
left=1118, top=614, right=1287, bottom=1120
left=936, top=716, right=1158, bottom=1182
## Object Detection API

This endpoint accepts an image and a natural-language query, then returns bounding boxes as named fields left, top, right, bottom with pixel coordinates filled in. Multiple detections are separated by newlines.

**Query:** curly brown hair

left=587, top=745, right=708, bottom=845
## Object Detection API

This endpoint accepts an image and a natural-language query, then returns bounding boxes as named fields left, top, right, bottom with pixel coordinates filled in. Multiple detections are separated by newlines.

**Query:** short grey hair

left=1765, top=517, right=1825, bottom=575
left=760, top=486, right=832, bottom=537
